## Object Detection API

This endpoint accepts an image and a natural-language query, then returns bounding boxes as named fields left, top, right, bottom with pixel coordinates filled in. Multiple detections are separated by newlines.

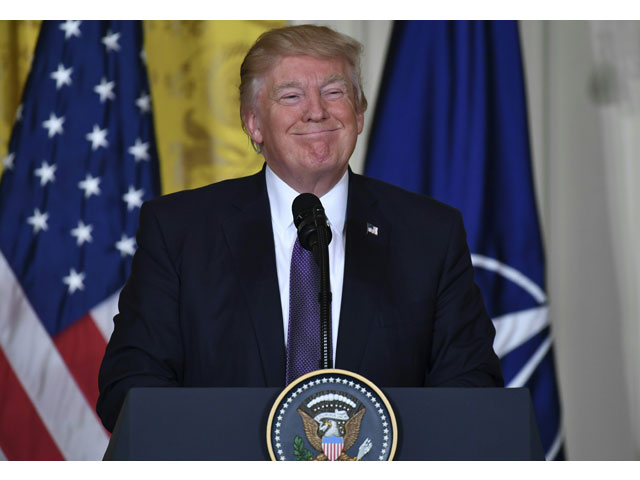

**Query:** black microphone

left=291, top=193, right=333, bottom=370
left=291, top=193, right=332, bottom=259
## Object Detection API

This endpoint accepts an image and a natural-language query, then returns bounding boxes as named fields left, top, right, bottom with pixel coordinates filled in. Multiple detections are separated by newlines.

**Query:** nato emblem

left=267, top=369, right=397, bottom=461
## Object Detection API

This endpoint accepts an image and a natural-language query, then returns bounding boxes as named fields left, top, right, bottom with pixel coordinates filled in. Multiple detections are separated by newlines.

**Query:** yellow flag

left=0, top=20, right=41, bottom=177
left=144, top=20, right=284, bottom=194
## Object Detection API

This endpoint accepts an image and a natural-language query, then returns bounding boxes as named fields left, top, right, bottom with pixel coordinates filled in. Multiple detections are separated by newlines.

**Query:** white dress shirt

left=265, top=164, right=347, bottom=366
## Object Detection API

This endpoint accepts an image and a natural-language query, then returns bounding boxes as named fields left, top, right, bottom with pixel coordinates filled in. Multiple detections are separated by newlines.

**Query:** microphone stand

left=292, top=193, right=333, bottom=372
left=314, top=221, right=332, bottom=370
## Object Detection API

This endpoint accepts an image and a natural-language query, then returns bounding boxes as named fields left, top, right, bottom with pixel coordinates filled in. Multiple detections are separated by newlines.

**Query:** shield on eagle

left=322, top=436, right=344, bottom=461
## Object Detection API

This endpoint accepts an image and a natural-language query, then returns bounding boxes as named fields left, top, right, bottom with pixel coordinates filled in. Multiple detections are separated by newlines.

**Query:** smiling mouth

left=293, top=129, right=339, bottom=136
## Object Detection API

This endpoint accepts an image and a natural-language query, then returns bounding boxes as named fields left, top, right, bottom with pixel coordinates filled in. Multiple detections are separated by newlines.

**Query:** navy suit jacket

left=97, top=168, right=503, bottom=432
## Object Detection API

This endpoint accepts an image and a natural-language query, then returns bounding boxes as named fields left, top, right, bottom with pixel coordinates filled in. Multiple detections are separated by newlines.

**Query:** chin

left=302, top=156, right=345, bottom=173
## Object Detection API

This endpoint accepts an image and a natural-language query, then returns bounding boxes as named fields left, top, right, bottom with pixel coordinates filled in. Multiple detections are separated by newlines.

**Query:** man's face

left=244, top=55, right=364, bottom=195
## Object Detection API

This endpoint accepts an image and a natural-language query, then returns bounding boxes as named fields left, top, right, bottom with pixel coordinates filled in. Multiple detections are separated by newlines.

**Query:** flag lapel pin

left=366, top=223, right=379, bottom=236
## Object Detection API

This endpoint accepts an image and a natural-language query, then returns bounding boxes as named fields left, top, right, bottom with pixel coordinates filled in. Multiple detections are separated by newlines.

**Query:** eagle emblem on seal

left=295, top=391, right=372, bottom=461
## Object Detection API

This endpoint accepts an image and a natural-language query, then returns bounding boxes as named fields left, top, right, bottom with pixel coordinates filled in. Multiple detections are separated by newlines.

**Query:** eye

left=279, top=93, right=302, bottom=105
left=324, top=89, right=344, bottom=99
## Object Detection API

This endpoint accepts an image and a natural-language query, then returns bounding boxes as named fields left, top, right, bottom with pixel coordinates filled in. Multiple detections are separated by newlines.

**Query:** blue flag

left=365, top=20, right=564, bottom=460
left=0, top=21, right=160, bottom=459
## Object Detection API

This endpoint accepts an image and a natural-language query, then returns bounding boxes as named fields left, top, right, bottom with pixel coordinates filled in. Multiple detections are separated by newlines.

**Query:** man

left=97, top=25, right=503, bottom=433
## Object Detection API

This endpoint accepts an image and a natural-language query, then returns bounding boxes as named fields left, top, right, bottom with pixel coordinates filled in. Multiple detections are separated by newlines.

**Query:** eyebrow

left=273, top=81, right=303, bottom=93
left=322, top=74, right=348, bottom=88
left=272, top=74, right=349, bottom=94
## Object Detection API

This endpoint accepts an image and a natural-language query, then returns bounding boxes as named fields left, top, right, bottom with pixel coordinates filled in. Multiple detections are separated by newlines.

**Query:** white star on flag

left=50, top=63, right=73, bottom=89
left=62, top=268, right=85, bottom=294
left=94, top=78, right=116, bottom=102
left=122, top=186, right=144, bottom=211
left=86, top=125, right=109, bottom=150
left=2, top=152, right=14, bottom=170
left=15, top=104, right=23, bottom=121
left=135, top=92, right=151, bottom=113
left=128, top=138, right=150, bottom=162
left=70, top=220, right=93, bottom=246
left=102, top=31, right=121, bottom=52
left=42, top=112, right=65, bottom=138
left=27, top=208, right=49, bottom=234
left=34, top=160, right=57, bottom=186
left=59, top=20, right=81, bottom=39
left=139, top=49, right=147, bottom=64
left=78, top=174, right=101, bottom=198
left=115, top=234, right=136, bottom=257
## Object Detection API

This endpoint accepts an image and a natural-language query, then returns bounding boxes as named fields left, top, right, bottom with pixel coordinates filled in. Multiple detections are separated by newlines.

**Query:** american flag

left=0, top=20, right=160, bottom=460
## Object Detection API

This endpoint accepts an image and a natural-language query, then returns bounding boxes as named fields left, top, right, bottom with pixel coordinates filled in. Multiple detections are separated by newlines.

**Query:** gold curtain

left=0, top=20, right=41, bottom=177
left=0, top=20, right=283, bottom=192
left=145, top=20, right=283, bottom=194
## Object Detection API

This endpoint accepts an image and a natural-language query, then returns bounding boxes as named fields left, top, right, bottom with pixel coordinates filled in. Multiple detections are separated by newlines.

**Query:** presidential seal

left=266, top=369, right=397, bottom=461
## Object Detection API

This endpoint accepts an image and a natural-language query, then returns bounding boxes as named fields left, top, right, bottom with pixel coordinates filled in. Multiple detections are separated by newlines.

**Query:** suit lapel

left=222, top=169, right=286, bottom=386
left=336, top=172, right=390, bottom=372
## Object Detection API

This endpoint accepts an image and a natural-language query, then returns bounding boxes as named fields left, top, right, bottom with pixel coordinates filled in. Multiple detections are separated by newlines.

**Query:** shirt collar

left=265, top=164, right=349, bottom=235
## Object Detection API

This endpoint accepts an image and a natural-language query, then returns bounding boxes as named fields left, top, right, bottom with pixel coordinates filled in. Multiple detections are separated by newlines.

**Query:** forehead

left=264, top=54, right=351, bottom=89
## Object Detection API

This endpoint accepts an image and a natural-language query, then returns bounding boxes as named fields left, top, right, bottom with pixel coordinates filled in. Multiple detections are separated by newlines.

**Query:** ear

left=243, top=110, right=263, bottom=145
left=356, top=111, right=364, bottom=135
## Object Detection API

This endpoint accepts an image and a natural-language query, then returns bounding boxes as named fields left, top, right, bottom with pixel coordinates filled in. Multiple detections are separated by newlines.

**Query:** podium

left=104, top=387, right=544, bottom=460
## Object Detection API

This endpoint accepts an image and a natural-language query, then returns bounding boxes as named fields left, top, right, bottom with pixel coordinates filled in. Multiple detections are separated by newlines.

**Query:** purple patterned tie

left=286, top=238, right=323, bottom=385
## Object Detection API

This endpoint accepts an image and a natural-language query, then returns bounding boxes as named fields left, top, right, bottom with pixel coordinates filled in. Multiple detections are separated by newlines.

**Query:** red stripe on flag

left=0, top=347, right=64, bottom=460
left=53, top=314, right=107, bottom=414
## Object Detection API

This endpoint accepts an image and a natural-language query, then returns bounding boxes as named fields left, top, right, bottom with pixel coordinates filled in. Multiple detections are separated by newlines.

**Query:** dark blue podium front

left=103, top=387, right=543, bottom=460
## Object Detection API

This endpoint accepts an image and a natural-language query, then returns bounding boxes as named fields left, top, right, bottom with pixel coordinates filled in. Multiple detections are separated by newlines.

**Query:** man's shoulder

left=143, top=169, right=264, bottom=220
left=350, top=172, right=461, bottom=223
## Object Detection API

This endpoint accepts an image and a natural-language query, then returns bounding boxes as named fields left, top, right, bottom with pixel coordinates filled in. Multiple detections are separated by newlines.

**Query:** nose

left=303, top=91, right=328, bottom=122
